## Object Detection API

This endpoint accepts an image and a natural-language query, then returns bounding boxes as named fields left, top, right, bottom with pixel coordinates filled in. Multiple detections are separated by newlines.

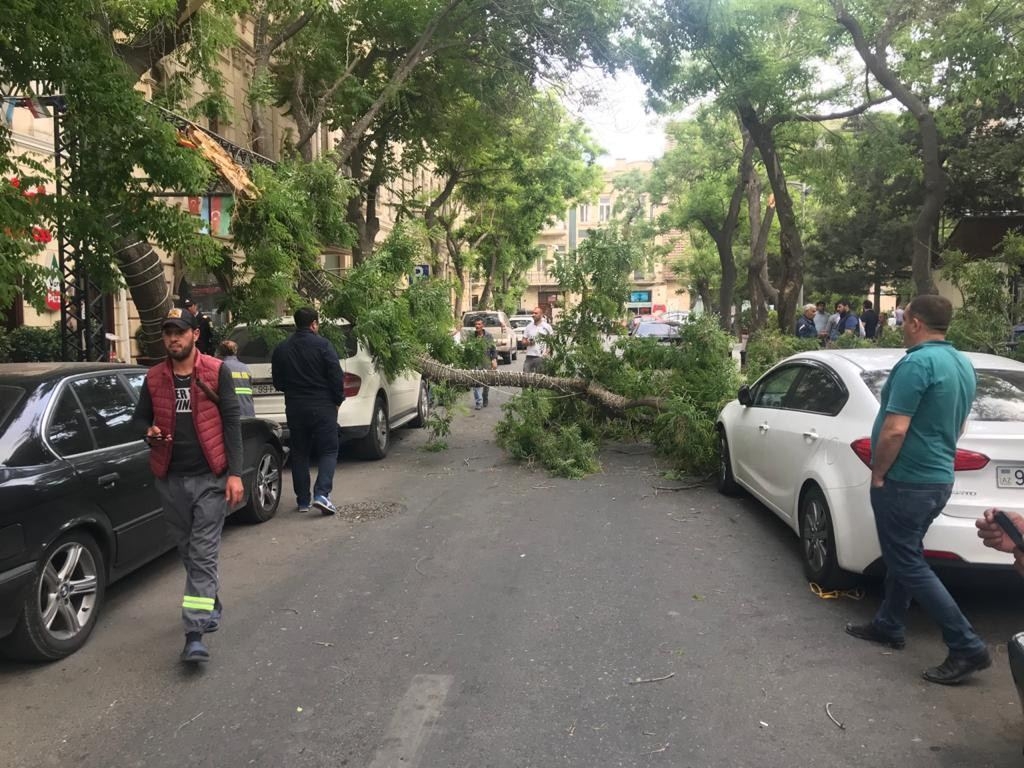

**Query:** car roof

left=0, top=362, right=145, bottom=386
left=786, top=348, right=1024, bottom=372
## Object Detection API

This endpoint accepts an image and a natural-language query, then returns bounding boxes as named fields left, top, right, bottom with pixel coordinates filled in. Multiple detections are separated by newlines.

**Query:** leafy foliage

left=943, top=237, right=1024, bottom=353
left=495, top=390, right=601, bottom=479
left=744, top=328, right=820, bottom=382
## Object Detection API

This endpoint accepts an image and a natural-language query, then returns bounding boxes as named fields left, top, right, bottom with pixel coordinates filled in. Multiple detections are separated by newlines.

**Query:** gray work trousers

left=155, top=472, right=227, bottom=634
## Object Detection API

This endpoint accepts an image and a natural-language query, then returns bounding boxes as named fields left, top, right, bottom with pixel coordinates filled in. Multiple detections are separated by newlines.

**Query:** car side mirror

left=738, top=385, right=752, bottom=406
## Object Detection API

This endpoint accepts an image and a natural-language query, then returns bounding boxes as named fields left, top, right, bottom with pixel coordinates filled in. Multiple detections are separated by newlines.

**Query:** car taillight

left=954, top=449, right=989, bottom=471
left=850, top=438, right=872, bottom=467
left=924, top=550, right=963, bottom=562
left=851, top=438, right=989, bottom=471
left=343, top=373, right=361, bottom=398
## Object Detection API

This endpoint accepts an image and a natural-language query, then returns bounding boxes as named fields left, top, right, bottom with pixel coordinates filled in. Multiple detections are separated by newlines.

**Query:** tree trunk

left=833, top=3, right=940, bottom=296
left=477, top=247, right=498, bottom=309
left=737, top=101, right=802, bottom=335
left=417, top=356, right=664, bottom=412
left=111, top=234, right=173, bottom=360
left=746, top=166, right=778, bottom=332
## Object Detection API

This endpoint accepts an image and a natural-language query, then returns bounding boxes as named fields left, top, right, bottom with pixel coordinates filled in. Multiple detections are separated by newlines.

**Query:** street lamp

left=786, top=180, right=811, bottom=308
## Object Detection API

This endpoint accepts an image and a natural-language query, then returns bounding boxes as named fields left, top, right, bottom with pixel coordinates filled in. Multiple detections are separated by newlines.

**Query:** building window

left=599, top=195, right=612, bottom=222
left=579, top=204, right=589, bottom=223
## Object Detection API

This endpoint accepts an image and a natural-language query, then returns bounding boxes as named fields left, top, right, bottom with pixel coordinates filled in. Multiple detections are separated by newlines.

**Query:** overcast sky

left=562, top=68, right=669, bottom=165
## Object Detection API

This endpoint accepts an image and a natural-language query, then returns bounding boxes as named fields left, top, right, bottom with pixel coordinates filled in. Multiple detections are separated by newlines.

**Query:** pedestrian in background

left=523, top=306, right=553, bottom=374
left=471, top=318, right=498, bottom=409
left=861, top=300, right=879, bottom=339
left=796, top=303, right=818, bottom=338
left=271, top=307, right=344, bottom=516
left=822, top=301, right=842, bottom=342
left=184, top=298, right=214, bottom=355
left=133, top=307, right=243, bottom=663
left=846, top=295, right=990, bottom=685
left=813, top=301, right=829, bottom=337
left=217, top=339, right=255, bottom=417
left=894, top=303, right=905, bottom=326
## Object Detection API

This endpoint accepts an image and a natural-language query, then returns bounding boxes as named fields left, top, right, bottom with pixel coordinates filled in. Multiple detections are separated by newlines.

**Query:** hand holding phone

left=994, top=510, right=1024, bottom=551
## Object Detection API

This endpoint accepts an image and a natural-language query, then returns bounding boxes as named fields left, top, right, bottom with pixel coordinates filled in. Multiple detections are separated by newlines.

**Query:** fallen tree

left=416, top=355, right=666, bottom=413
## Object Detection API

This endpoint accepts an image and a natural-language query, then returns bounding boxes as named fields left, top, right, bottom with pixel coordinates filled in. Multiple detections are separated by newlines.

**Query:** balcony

left=524, top=269, right=560, bottom=286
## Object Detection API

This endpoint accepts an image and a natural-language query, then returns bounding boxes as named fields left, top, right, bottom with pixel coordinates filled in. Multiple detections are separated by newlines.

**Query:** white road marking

left=365, top=674, right=453, bottom=768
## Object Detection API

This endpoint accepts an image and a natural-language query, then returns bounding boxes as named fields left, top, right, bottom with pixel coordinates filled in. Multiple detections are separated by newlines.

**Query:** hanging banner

left=188, top=195, right=234, bottom=237
left=45, top=255, right=61, bottom=311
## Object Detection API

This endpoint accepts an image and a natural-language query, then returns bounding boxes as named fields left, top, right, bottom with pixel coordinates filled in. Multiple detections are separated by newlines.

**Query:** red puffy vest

left=146, top=351, right=228, bottom=479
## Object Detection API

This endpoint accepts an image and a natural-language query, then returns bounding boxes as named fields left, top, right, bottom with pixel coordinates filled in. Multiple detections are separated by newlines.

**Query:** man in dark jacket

left=184, top=298, right=214, bottom=355
left=796, top=304, right=819, bottom=338
left=133, top=306, right=243, bottom=663
left=861, top=300, right=879, bottom=339
left=271, top=307, right=344, bottom=516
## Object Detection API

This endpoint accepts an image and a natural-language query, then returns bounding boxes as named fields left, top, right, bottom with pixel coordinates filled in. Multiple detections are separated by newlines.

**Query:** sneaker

left=181, top=638, right=210, bottom=663
left=297, top=503, right=311, bottom=514
left=923, top=649, right=992, bottom=685
left=474, top=403, right=482, bottom=410
left=313, top=495, right=337, bottom=516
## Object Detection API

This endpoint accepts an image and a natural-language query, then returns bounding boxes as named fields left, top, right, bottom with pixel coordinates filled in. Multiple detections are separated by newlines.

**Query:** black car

left=0, top=363, right=285, bottom=661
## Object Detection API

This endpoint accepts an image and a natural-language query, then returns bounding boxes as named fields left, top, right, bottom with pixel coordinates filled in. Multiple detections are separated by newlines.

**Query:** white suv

left=228, top=318, right=429, bottom=459
left=462, top=310, right=517, bottom=364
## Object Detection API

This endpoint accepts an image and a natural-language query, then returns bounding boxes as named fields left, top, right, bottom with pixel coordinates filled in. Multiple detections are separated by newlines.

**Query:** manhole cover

left=335, top=501, right=405, bottom=522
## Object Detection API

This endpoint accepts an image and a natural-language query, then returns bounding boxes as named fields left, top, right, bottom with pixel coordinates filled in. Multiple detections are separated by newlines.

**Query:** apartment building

left=517, top=159, right=690, bottom=319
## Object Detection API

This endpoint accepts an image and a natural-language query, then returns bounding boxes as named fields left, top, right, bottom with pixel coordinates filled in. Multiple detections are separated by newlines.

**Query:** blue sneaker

left=297, top=503, right=311, bottom=513
left=181, top=638, right=210, bottom=663
left=313, top=495, right=337, bottom=516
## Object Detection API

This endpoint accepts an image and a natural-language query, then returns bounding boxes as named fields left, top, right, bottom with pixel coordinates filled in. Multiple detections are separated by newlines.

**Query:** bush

left=0, top=328, right=10, bottom=363
left=6, top=324, right=61, bottom=362
left=744, top=328, right=819, bottom=381
left=875, top=325, right=904, bottom=348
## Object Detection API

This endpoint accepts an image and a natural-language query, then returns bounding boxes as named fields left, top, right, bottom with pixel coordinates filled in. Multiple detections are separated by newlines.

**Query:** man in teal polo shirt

left=845, top=294, right=990, bottom=685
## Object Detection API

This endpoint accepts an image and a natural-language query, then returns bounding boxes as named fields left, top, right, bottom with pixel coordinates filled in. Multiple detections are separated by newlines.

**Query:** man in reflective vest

left=217, top=339, right=255, bottom=417
left=133, top=307, right=243, bottom=663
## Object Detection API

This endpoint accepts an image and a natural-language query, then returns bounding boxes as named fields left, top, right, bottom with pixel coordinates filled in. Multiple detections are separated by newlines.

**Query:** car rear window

left=861, top=368, right=1024, bottom=422
left=510, top=318, right=531, bottom=328
left=230, top=325, right=357, bottom=363
left=463, top=313, right=502, bottom=328
left=0, top=385, right=25, bottom=430
left=634, top=323, right=678, bottom=338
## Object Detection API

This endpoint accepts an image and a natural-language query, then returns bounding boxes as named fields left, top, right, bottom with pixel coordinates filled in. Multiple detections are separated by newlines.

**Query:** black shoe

left=923, top=649, right=991, bottom=685
left=845, top=622, right=905, bottom=650
left=181, top=638, right=210, bottom=663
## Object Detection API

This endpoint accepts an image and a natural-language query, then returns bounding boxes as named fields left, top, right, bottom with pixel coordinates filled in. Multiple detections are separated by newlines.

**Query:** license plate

left=996, top=466, right=1024, bottom=488
left=253, top=383, right=279, bottom=396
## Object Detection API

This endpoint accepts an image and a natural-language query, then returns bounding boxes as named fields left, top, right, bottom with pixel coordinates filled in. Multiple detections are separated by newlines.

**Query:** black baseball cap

left=183, top=298, right=196, bottom=308
left=162, top=307, right=198, bottom=330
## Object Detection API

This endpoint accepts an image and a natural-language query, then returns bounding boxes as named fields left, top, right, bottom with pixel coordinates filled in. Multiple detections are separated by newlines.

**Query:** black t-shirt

left=169, top=373, right=207, bottom=474
left=861, top=309, right=878, bottom=338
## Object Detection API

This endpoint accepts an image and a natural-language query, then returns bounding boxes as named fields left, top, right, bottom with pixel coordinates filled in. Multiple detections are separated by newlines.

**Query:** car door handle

left=98, top=472, right=120, bottom=487
left=802, top=430, right=819, bottom=440
left=758, top=423, right=770, bottom=433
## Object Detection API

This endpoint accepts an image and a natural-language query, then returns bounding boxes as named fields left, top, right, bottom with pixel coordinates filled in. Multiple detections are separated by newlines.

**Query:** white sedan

left=228, top=318, right=429, bottom=460
left=716, top=348, right=1024, bottom=588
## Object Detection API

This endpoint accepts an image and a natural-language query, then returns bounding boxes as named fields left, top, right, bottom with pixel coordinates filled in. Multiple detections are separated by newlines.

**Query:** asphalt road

left=2, top=358, right=1023, bottom=768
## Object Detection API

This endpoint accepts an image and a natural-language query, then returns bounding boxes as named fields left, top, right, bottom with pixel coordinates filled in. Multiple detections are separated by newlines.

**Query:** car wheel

left=408, top=381, right=430, bottom=428
left=512, top=347, right=518, bottom=361
left=355, top=395, right=389, bottom=460
left=236, top=444, right=282, bottom=524
left=799, top=486, right=853, bottom=589
left=717, top=430, right=741, bottom=496
left=2, top=530, right=106, bottom=661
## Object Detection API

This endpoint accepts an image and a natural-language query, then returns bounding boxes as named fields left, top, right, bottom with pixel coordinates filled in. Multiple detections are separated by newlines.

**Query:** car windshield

left=510, top=318, right=531, bottom=328
left=860, top=368, right=1024, bottom=422
left=634, top=323, right=678, bottom=338
left=230, top=324, right=357, bottom=363
left=463, top=313, right=501, bottom=328
left=0, top=384, right=25, bottom=429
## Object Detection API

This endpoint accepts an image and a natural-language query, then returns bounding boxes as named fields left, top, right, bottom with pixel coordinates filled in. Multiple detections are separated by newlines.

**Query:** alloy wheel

left=802, top=497, right=829, bottom=574
left=37, top=542, right=99, bottom=642
left=255, top=451, right=281, bottom=512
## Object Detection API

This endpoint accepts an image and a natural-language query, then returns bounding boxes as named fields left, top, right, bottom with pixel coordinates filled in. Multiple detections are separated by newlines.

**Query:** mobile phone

left=994, top=510, right=1024, bottom=551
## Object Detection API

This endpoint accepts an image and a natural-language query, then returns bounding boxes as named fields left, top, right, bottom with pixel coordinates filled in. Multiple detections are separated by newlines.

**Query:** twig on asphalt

left=667, top=515, right=691, bottom=523
left=174, top=712, right=203, bottom=736
left=761, top=687, right=768, bottom=700
left=566, top=719, right=576, bottom=736
left=313, top=641, right=334, bottom=647
left=642, top=743, right=670, bottom=755
left=825, top=702, right=845, bottom=730
left=274, top=607, right=299, bottom=614
left=627, top=672, right=675, bottom=685
left=415, top=556, right=429, bottom=576
left=653, top=484, right=704, bottom=491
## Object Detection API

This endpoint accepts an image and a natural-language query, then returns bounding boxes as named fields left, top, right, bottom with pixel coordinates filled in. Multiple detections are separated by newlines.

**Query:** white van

left=228, top=318, right=429, bottom=459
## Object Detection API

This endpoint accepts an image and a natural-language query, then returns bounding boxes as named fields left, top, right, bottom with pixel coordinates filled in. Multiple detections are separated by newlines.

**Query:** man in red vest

left=133, top=307, right=243, bottom=663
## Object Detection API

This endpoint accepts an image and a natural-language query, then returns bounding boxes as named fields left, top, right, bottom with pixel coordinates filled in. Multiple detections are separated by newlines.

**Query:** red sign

left=653, top=304, right=666, bottom=314
left=44, top=255, right=61, bottom=311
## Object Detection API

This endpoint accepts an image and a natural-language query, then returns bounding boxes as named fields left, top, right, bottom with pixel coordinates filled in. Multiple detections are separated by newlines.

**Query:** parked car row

left=716, top=348, right=1024, bottom=588
left=0, top=363, right=285, bottom=661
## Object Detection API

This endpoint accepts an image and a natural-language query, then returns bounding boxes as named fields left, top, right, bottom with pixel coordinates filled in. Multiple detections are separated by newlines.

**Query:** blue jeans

left=473, top=385, right=489, bottom=406
left=286, top=404, right=339, bottom=505
left=870, top=480, right=985, bottom=656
